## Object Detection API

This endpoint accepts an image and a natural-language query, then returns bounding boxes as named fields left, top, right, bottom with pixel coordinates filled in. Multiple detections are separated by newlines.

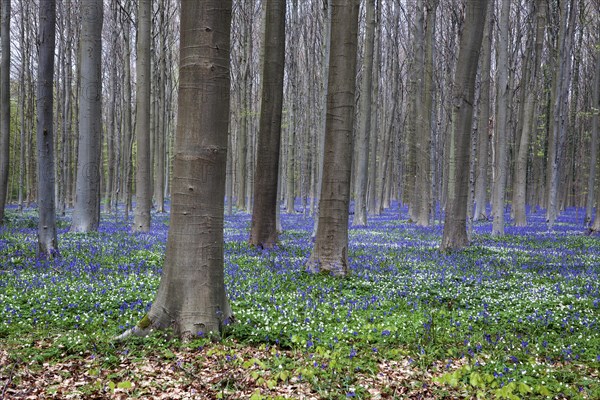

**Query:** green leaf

left=469, top=372, right=482, bottom=388
left=537, top=385, right=552, bottom=396
left=108, top=381, right=115, bottom=392
left=117, top=381, right=133, bottom=389
left=250, top=389, right=263, bottom=400
left=518, top=382, right=532, bottom=395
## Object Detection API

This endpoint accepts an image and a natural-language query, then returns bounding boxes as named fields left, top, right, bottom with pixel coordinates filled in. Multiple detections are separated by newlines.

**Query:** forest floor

left=0, top=203, right=599, bottom=399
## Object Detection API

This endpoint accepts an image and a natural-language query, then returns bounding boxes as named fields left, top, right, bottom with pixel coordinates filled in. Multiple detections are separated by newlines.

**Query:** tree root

left=112, top=314, right=153, bottom=342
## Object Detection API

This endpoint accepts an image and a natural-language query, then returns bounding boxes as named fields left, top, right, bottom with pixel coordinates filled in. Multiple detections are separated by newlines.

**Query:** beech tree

left=71, top=0, right=103, bottom=232
left=133, top=0, right=152, bottom=232
left=37, top=0, right=59, bottom=256
left=306, top=0, right=359, bottom=276
left=440, top=0, right=489, bottom=251
left=249, top=0, right=286, bottom=248
left=117, top=0, right=232, bottom=340
left=0, top=0, right=9, bottom=224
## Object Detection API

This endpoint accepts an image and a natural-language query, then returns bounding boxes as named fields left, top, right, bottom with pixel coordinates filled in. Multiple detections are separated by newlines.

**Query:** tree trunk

left=547, top=0, right=577, bottom=229
left=473, top=0, right=492, bottom=221
left=37, top=0, right=59, bottom=256
left=414, top=0, right=438, bottom=226
left=122, top=16, right=133, bottom=219
left=154, top=0, right=167, bottom=214
left=514, top=0, right=545, bottom=227
left=491, top=0, right=510, bottom=237
left=117, top=0, right=233, bottom=341
left=352, top=0, right=375, bottom=227
left=307, top=0, right=359, bottom=276
left=0, top=0, right=10, bottom=224
left=133, top=0, right=152, bottom=232
left=588, top=33, right=600, bottom=228
left=71, top=0, right=103, bottom=232
left=249, top=0, right=286, bottom=249
left=440, top=0, right=488, bottom=251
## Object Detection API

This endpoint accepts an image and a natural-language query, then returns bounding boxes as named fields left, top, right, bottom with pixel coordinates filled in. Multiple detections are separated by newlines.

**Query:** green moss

left=137, top=314, right=152, bottom=330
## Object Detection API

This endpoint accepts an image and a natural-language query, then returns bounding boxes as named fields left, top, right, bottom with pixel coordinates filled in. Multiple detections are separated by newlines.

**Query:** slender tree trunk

left=249, top=0, right=286, bottom=249
left=587, top=36, right=600, bottom=228
left=440, top=0, right=489, bottom=251
left=37, top=0, right=59, bottom=256
left=0, top=0, right=10, bottom=223
left=18, top=0, right=26, bottom=211
left=547, top=0, right=577, bottom=229
left=491, top=0, right=510, bottom=237
left=367, top=13, right=380, bottom=216
left=117, top=0, right=233, bottom=341
left=133, top=0, right=152, bottom=232
left=154, top=0, right=167, bottom=214
left=71, top=0, right=103, bottom=232
left=473, top=0, right=492, bottom=221
left=122, top=19, right=133, bottom=219
left=514, top=0, right=545, bottom=227
left=352, top=0, right=375, bottom=227
left=307, top=0, right=359, bottom=276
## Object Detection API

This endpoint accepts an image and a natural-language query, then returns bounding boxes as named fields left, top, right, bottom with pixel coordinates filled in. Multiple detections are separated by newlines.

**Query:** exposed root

left=113, top=314, right=154, bottom=342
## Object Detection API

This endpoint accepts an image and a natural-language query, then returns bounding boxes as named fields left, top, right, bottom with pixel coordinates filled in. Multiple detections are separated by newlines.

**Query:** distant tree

left=513, top=0, right=545, bottom=227
left=0, top=0, right=10, bottom=225
left=116, top=0, right=233, bottom=341
left=440, top=0, right=489, bottom=251
left=306, top=0, right=359, bottom=276
left=473, top=0, right=492, bottom=222
left=71, top=0, right=103, bottom=232
left=133, top=0, right=152, bottom=232
left=37, top=0, right=59, bottom=256
left=590, top=33, right=600, bottom=231
left=249, top=0, right=286, bottom=249
left=352, top=0, right=376, bottom=227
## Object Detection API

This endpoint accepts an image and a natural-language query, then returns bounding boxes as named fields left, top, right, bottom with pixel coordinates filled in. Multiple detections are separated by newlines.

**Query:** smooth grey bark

left=473, top=0, right=492, bottom=221
left=307, top=0, right=359, bottom=276
left=284, top=0, right=298, bottom=214
left=121, top=17, right=133, bottom=218
left=440, top=0, right=488, bottom=251
left=513, top=0, right=545, bottom=227
left=249, top=0, right=286, bottom=249
left=154, top=0, right=167, bottom=214
left=547, top=0, right=577, bottom=229
left=588, top=37, right=600, bottom=228
left=0, top=0, right=10, bottom=224
left=414, top=0, right=438, bottom=226
left=71, top=0, right=103, bottom=232
left=37, top=0, right=59, bottom=257
left=311, top=0, right=331, bottom=237
left=133, top=0, right=152, bottom=232
left=117, top=0, right=233, bottom=341
left=352, top=0, right=375, bottom=227
left=491, top=0, right=510, bottom=237
left=18, top=0, right=25, bottom=211
left=367, top=8, right=380, bottom=216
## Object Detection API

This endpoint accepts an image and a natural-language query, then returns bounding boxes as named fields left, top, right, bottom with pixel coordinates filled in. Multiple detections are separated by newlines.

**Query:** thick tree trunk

left=473, top=0, right=492, bottom=221
left=133, top=0, right=152, bottom=232
left=37, top=0, right=59, bottom=256
left=117, top=0, right=233, bottom=341
left=307, top=0, right=359, bottom=276
left=491, top=0, right=510, bottom=237
left=0, top=0, right=10, bottom=224
left=249, top=0, right=286, bottom=249
left=352, top=0, right=375, bottom=227
left=440, top=0, right=488, bottom=251
left=71, top=0, right=103, bottom=232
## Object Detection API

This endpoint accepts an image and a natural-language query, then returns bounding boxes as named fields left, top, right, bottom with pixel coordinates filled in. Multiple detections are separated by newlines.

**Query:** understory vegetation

left=1, top=204, right=599, bottom=399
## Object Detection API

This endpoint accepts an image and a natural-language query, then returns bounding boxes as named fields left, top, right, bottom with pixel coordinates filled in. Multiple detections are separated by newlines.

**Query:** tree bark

left=37, top=0, right=59, bottom=256
left=513, top=0, right=545, bottom=227
left=491, top=0, right=510, bottom=237
left=307, top=0, right=358, bottom=276
left=0, top=0, right=10, bottom=224
left=473, top=0, right=492, bottom=221
left=117, top=0, right=233, bottom=341
left=352, top=0, right=375, bottom=227
left=133, top=0, right=152, bottom=232
left=588, top=35, right=600, bottom=229
left=71, top=0, right=103, bottom=232
left=249, top=0, right=286, bottom=249
left=440, top=0, right=488, bottom=251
